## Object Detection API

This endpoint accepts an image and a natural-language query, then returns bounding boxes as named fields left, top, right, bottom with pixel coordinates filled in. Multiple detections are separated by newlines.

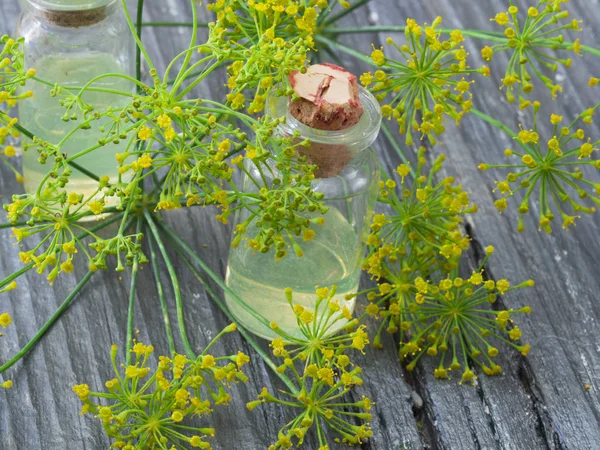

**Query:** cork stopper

left=41, top=6, right=106, bottom=27
left=288, top=63, right=365, bottom=178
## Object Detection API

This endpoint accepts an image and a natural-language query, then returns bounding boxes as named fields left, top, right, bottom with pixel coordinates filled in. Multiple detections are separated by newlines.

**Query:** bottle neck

left=22, top=0, right=118, bottom=27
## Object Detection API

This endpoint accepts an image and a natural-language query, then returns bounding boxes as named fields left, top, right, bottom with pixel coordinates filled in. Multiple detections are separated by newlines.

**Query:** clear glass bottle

left=17, top=0, right=135, bottom=198
left=225, top=88, right=382, bottom=340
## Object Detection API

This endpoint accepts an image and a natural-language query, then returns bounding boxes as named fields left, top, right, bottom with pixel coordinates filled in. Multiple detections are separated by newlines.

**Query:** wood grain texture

left=1, top=1, right=600, bottom=449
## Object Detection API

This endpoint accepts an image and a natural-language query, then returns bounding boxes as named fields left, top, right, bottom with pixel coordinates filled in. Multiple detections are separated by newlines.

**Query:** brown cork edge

left=42, top=6, right=106, bottom=27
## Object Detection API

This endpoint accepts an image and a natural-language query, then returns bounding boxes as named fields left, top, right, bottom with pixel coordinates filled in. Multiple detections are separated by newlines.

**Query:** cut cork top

left=288, top=63, right=364, bottom=132
left=287, top=63, right=367, bottom=178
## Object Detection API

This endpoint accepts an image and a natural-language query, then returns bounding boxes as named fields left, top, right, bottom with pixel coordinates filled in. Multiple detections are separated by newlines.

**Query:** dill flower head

left=205, top=0, right=317, bottom=113
left=372, top=147, right=476, bottom=269
left=362, top=18, right=482, bottom=146
left=479, top=102, right=600, bottom=232
left=1, top=35, right=35, bottom=181
left=386, top=248, right=533, bottom=383
left=0, top=310, right=13, bottom=389
left=75, top=333, right=249, bottom=449
left=249, top=286, right=372, bottom=448
left=485, top=0, right=582, bottom=103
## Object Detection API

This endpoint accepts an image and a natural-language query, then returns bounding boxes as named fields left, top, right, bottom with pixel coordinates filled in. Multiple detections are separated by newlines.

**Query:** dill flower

left=249, top=286, right=372, bottom=448
left=363, top=18, right=482, bottom=146
left=75, top=331, right=249, bottom=449
left=479, top=102, right=600, bottom=232
left=0, top=35, right=33, bottom=180
left=485, top=0, right=582, bottom=102
left=0, top=312, right=12, bottom=328
left=374, top=147, right=476, bottom=268
left=205, top=0, right=316, bottom=114
left=373, top=248, right=532, bottom=382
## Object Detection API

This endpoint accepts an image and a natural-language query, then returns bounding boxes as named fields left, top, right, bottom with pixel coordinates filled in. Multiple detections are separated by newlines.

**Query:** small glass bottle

left=17, top=0, right=135, bottom=198
left=225, top=87, right=382, bottom=340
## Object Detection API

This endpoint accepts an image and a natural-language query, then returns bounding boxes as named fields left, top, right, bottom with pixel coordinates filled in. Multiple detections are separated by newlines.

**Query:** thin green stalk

left=165, top=226, right=299, bottom=394
left=136, top=0, right=145, bottom=87
left=14, top=119, right=101, bottom=182
left=148, top=231, right=177, bottom=356
left=68, top=161, right=101, bottom=182
left=381, top=121, right=415, bottom=175
left=122, top=0, right=155, bottom=73
left=143, top=209, right=195, bottom=359
left=316, top=36, right=371, bottom=65
left=557, top=42, right=600, bottom=57
left=125, top=216, right=144, bottom=366
left=142, top=22, right=210, bottom=28
left=154, top=216, right=272, bottom=330
left=0, top=271, right=94, bottom=374
left=0, top=263, right=35, bottom=291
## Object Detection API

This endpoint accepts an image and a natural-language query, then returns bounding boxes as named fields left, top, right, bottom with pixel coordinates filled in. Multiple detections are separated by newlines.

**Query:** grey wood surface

left=1, top=1, right=600, bottom=449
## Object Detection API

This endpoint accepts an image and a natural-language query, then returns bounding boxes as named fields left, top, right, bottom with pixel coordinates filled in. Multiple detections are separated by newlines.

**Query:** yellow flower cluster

left=359, top=245, right=533, bottom=382
left=484, top=1, right=582, bottom=103
left=250, top=286, right=373, bottom=448
left=74, top=328, right=248, bottom=449
left=369, top=147, right=476, bottom=277
left=363, top=18, right=484, bottom=146
left=480, top=102, right=600, bottom=232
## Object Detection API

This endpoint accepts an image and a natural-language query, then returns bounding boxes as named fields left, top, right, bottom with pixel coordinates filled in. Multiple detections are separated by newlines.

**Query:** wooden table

left=2, top=1, right=600, bottom=449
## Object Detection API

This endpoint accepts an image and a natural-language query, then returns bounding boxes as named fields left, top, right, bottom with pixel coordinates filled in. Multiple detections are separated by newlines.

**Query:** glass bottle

left=225, top=87, right=382, bottom=340
left=17, top=0, right=135, bottom=199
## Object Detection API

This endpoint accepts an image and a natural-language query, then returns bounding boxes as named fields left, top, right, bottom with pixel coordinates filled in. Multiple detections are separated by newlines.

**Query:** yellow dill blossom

left=157, top=113, right=172, bottom=129
left=137, top=126, right=152, bottom=141
left=0, top=312, right=12, bottom=328
left=486, top=1, right=583, bottom=101
left=369, top=148, right=474, bottom=270
left=481, top=105, right=600, bottom=233
left=366, top=18, right=482, bottom=146
left=88, top=200, right=105, bottom=215
left=74, top=330, right=245, bottom=449
left=253, top=286, right=372, bottom=447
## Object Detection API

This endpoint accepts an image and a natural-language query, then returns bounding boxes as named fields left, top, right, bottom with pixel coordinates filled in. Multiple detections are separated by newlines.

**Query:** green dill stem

left=125, top=216, right=144, bottom=367
left=381, top=121, right=415, bottom=175
left=168, top=231, right=299, bottom=395
left=14, top=121, right=102, bottom=182
left=121, top=0, right=155, bottom=74
left=316, top=36, right=371, bottom=65
left=141, top=22, right=210, bottom=28
left=163, top=46, right=208, bottom=84
left=136, top=0, right=144, bottom=87
left=557, top=42, right=600, bottom=57
left=143, top=209, right=196, bottom=359
left=0, top=271, right=94, bottom=374
left=67, top=161, right=101, bottom=182
left=148, top=233, right=177, bottom=356
left=154, top=217, right=273, bottom=331
left=32, top=76, right=132, bottom=97
left=469, top=107, right=531, bottom=154
left=172, top=0, right=199, bottom=92
left=166, top=69, right=204, bottom=86
left=0, top=263, right=35, bottom=290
